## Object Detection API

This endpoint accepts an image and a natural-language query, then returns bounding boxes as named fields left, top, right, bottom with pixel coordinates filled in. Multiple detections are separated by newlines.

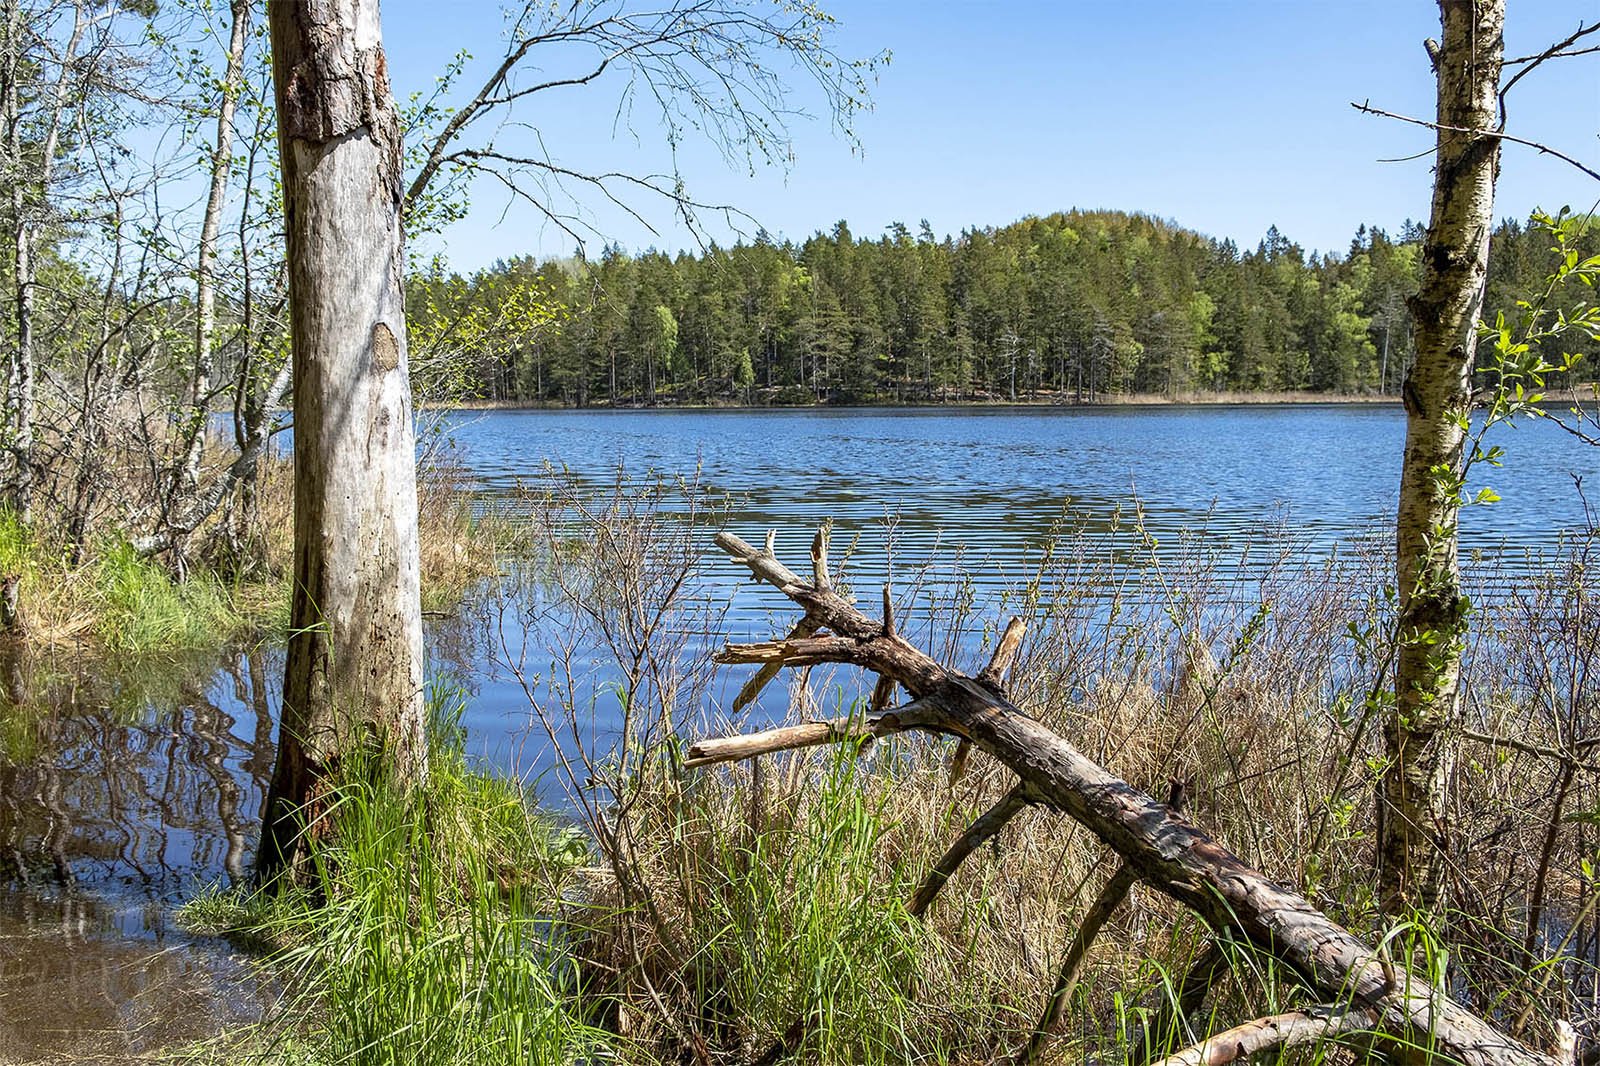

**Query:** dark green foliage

left=415, top=211, right=1600, bottom=406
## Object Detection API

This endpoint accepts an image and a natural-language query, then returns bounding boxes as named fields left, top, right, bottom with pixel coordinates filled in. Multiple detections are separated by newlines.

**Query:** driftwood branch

left=684, top=702, right=937, bottom=769
left=980, top=615, right=1027, bottom=684
left=1146, top=1006, right=1378, bottom=1066
left=810, top=523, right=832, bottom=592
left=952, top=615, right=1028, bottom=783
left=732, top=620, right=817, bottom=713
left=695, top=527, right=1557, bottom=1066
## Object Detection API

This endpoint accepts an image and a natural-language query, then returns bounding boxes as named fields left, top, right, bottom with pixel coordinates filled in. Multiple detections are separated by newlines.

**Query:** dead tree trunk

left=256, top=0, right=426, bottom=882
left=691, top=527, right=1556, bottom=1066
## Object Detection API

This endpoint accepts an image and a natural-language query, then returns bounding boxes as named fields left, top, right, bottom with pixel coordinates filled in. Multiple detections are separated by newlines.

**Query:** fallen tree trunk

left=691, top=528, right=1556, bottom=1066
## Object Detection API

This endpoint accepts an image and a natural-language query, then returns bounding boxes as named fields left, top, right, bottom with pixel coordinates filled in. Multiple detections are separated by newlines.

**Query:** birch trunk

left=172, top=0, right=251, bottom=526
left=1382, top=0, right=1503, bottom=914
left=257, top=0, right=426, bottom=882
left=4, top=0, right=82, bottom=524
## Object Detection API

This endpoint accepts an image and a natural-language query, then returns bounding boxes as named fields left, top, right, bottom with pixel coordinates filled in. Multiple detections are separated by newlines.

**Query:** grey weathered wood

left=703, top=528, right=1555, bottom=1066
left=684, top=703, right=938, bottom=769
left=1146, top=1006, right=1379, bottom=1066
left=732, top=620, right=819, bottom=713
left=952, top=615, right=1027, bottom=783
left=258, top=0, right=426, bottom=881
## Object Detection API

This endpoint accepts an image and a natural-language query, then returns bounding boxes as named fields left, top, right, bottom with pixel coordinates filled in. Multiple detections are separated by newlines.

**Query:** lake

left=2, top=403, right=1595, bottom=1059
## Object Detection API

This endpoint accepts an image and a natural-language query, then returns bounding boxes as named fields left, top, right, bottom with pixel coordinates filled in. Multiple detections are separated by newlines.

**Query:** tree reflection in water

left=0, top=643, right=280, bottom=1061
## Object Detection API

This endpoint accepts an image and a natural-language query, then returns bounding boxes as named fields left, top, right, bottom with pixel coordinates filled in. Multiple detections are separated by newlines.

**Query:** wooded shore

left=434, top=390, right=1404, bottom=412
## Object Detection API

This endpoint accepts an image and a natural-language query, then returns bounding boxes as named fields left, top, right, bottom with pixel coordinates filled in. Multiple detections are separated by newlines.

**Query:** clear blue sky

left=380, top=1, right=1600, bottom=272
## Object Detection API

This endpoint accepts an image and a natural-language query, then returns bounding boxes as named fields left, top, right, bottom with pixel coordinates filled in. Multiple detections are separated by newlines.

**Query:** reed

left=177, top=477, right=1598, bottom=1065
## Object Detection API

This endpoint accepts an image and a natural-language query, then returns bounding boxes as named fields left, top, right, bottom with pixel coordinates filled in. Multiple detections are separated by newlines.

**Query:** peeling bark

left=1384, top=0, right=1504, bottom=914
left=257, top=0, right=425, bottom=882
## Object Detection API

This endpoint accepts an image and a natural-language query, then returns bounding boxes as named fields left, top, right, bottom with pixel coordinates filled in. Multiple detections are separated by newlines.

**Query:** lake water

left=447, top=403, right=1593, bottom=548
left=2, top=403, right=1595, bottom=1059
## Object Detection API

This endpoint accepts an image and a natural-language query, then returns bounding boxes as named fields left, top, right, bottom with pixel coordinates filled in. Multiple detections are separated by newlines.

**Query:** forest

left=411, top=211, right=1600, bottom=407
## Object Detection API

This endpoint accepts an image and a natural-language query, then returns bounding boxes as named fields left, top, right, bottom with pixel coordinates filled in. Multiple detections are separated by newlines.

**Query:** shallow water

left=0, top=646, right=279, bottom=1062
left=1, top=403, right=1595, bottom=1060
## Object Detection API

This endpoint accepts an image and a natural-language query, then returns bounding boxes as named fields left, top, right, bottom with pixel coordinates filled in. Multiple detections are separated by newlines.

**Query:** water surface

left=3, top=403, right=1595, bottom=1060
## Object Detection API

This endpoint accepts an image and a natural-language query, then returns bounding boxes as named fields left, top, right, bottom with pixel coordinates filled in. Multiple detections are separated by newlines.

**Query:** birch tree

left=166, top=0, right=250, bottom=573
left=256, top=0, right=425, bottom=881
left=1381, top=0, right=1504, bottom=913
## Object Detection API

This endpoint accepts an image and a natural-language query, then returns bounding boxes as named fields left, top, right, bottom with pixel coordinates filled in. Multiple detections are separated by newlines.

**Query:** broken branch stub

left=952, top=615, right=1028, bottom=784
left=697, top=527, right=1555, bottom=1066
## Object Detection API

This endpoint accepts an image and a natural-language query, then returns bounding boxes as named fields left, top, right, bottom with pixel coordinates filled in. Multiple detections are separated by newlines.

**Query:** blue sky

left=379, top=1, right=1600, bottom=272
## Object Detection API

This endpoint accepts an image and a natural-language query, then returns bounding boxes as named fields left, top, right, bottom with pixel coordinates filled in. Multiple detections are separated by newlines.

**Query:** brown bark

left=257, top=0, right=426, bottom=882
left=700, top=528, right=1554, bottom=1066
left=1383, top=0, right=1504, bottom=914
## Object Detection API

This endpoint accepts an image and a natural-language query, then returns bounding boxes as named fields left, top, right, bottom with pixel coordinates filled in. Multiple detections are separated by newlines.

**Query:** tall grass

left=182, top=686, right=606, bottom=1066
left=171, top=476, right=1599, bottom=1065
left=93, top=540, right=242, bottom=650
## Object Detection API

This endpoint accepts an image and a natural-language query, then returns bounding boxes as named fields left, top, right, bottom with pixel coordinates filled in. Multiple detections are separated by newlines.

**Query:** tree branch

left=1350, top=99, right=1600, bottom=184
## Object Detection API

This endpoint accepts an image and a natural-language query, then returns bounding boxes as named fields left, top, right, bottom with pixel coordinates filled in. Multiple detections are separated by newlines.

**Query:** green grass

left=93, top=540, right=243, bottom=651
left=670, top=746, right=944, bottom=1063
left=179, top=685, right=606, bottom=1066
left=0, top=511, right=275, bottom=652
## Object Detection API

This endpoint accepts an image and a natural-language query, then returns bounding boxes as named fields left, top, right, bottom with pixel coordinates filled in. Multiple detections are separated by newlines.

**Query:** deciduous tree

left=1381, top=0, right=1503, bottom=913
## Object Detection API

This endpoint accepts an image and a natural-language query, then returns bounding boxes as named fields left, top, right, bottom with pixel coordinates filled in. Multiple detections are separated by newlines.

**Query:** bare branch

left=980, top=615, right=1027, bottom=685
left=1500, top=22, right=1600, bottom=129
left=1014, top=862, right=1139, bottom=1066
left=682, top=701, right=935, bottom=769
left=1350, top=99, right=1600, bottom=184
left=907, top=783, right=1032, bottom=916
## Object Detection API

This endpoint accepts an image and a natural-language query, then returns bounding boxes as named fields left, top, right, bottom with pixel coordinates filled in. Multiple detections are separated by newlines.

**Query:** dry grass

left=168, top=476, right=1595, bottom=1066
left=0, top=444, right=501, bottom=655
left=496, top=475, right=1600, bottom=1064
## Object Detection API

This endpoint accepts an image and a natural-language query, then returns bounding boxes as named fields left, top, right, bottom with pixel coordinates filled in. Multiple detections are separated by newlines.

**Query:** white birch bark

left=1382, top=0, right=1504, bottom=913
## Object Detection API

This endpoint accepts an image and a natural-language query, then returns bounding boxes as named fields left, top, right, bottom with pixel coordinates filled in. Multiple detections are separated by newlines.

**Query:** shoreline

left=430, top=390, right=1408, bottom=413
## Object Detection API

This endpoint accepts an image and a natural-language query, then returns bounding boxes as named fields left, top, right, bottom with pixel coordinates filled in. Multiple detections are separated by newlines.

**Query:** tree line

left=413, top=209, right=1600, bottom=407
